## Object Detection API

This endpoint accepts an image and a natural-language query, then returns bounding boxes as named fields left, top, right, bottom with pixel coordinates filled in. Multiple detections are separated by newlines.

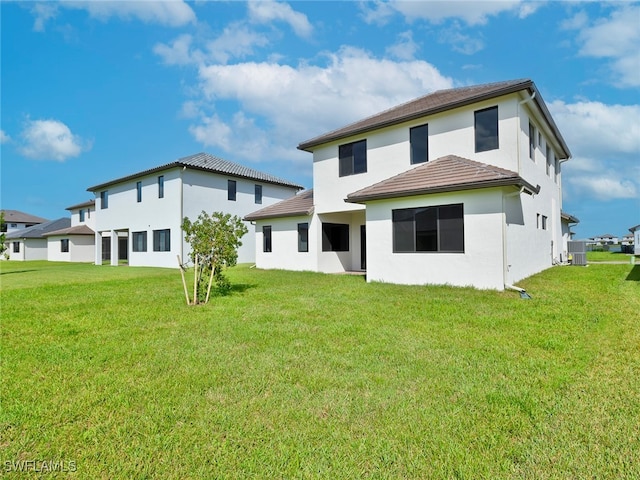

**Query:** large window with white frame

left=393, top=204, right=464, bottom=253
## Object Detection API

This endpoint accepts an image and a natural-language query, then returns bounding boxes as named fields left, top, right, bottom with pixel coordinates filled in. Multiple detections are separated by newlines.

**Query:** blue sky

left=1, top=1, right=639, bottom=239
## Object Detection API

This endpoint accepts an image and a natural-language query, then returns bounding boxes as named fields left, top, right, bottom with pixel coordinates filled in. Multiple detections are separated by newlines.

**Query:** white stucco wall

left=70, top=205, right=96, bottom=230
left=182, top=169, right=300, bottom=265
left=364, top=189, right=506, bottom=290
left=635, top=230, right=640, bottom=255
left=253, top=215, right=317, bottom=271
left=93, top=167, right=299, bottom=268
left=48, top=235, right=95, bottom=262
left=8, top=239, right=48, bottom=261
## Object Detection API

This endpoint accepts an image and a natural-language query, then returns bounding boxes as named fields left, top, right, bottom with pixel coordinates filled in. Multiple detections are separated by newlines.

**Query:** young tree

left=0, top=211, right=6, bottom=257
left=181, top=211, right=248, bottom=304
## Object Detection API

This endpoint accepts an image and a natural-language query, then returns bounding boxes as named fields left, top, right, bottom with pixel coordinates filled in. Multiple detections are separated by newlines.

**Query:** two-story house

left=1, top=210, right=48, bottom=234
left=87, top=152, right=302, bottom=268
left=44, top=199, right=96, bottom=262
left=246, top=79, right=577, bottom=290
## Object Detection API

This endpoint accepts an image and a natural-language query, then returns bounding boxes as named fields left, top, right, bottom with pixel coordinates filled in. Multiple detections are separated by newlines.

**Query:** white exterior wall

left=47, top=235, right=95, bottom=262
left=182, top=170, right=299, bottom=265
left=253, top=216, right=317, bottom=271
left=94, top=167, right=299, bottom=268
left=365, top=189, right=506, bottom=290
left=7, top=239, right=48, bottom=261
left=95, top=169, right=183, bottom=268
left=70, top=205, right=96, bottom=230
left=312, top=94, right=523, bottom=215
left=635, top=230, right=640, bottom=255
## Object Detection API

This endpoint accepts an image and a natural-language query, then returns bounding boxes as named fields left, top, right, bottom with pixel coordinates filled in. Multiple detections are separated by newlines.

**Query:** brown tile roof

left=345, top=155, right=539, bottom=203
left=66, top=199, right=95, bottom=211
left=298, top=78, right=570, bottom=159
left=561, top=211, right=580, bottom=224
left=43, top=225, right=95, bottom=236
left=1, top=209, right=48, bottom=224
left=87, top=152, right=304, bottom=191
left=244, top=190, right=314, bottom=221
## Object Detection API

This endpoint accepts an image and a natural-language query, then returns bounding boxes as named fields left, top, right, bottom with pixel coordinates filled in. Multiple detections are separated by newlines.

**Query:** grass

left=1, top=261, right=639, bottom=479
left=586, top=250, right=636, bottom=262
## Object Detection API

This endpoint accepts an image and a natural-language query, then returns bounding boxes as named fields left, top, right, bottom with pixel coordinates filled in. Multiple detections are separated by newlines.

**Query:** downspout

left=502, top=186, right=531, bottom=297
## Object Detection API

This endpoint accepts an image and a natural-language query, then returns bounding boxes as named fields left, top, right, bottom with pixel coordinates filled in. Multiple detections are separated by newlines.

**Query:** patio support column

left=110, top=230, right=118, bottom=266
left=95, top=231, right=102, bottom=265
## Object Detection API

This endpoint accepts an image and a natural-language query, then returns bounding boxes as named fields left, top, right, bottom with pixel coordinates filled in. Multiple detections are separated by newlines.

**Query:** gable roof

left=244, top=190, right=314, bottom=221
left=5, top=218, right=71, bottom=239
left=298, top=78, right=571, bottom=160
left=66, top=199, right=95, bottom=211
left=43, top=225, right=95, bottom=236
left=1, top=209, right=48, bottom=225
left=630, top=225, right=640, bottom=233
left=345, top=155, right=539, bottom=203
left=87, top=152, right=304, bottom=191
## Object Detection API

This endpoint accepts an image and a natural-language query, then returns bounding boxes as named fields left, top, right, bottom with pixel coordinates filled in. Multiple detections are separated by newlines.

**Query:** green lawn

left=586, top=250, right=637, bottom=262
left=1, top=261, right=639, bottom=479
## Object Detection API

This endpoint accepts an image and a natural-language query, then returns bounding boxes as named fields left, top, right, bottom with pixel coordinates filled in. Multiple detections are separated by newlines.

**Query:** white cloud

left=568, top=5, right=640, bottom=88
left=153, top=34, right=199, bottom=66
left=567, top=173, right=637, bottom=201
left=363, top=0, right=529, bottom=26
left=438, top=25, right=484, bottom=55
left=0, top=130, right=10, bottom=144
left=31, top=0, right=196, bottom=30
left=19, top=119, right=90, bottom=162
left=31, top=3, right=58, bottom=32
left=386, top=31, right=419, bottom=60
left=188, top=47, right=452, bottom=164
left=550, top=100, right=640, bottom=158
left=205, top=23, right=270, bottom=64
left=550, top=100, right=640, bottom=201
left=248, top=0, right=313, bottom=38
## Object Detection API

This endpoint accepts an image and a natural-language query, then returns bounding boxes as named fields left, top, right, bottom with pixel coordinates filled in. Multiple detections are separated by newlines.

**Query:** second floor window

left=137, top=181, right=142, bottom=203
left=529, top=122, right=536, bottom=160
left=79, top=209, right=85, bottom=222
left=100, top=190, right=108, bottom=209
left=158, top=175, right=164, bottom=198
left=410, top=124, right=429, bottom=164
left=228, top=180, right=237, bottom=201
left=255, top=184, right=262, bottom=204
left=339, top=139, right=367, bottom=177
left=474, top=106, right=498, bottom=153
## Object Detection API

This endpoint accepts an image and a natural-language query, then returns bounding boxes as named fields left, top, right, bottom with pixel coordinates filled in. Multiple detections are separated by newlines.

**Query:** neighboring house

left=86, top=152, right=302, bottom=268
left=591, top=234, right=618, bottom=245
left=4, top=218, right=70, bottom=261
left=620, top=233, right=634, bottom=246
left=1, top=209, right=48, bottom=235
left=246, top=78, right=577, bottom=290
left=43, top=200, right=97, bottom=262
left=630, top=225, right=640, bottom=255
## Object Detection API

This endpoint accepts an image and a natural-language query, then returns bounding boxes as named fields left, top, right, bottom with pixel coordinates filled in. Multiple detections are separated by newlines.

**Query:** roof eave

left=244, top=207, right=314, bottom=222
left=298, top=80, right=534, bottom=152
left=345, top=178, right=537, bottom=204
